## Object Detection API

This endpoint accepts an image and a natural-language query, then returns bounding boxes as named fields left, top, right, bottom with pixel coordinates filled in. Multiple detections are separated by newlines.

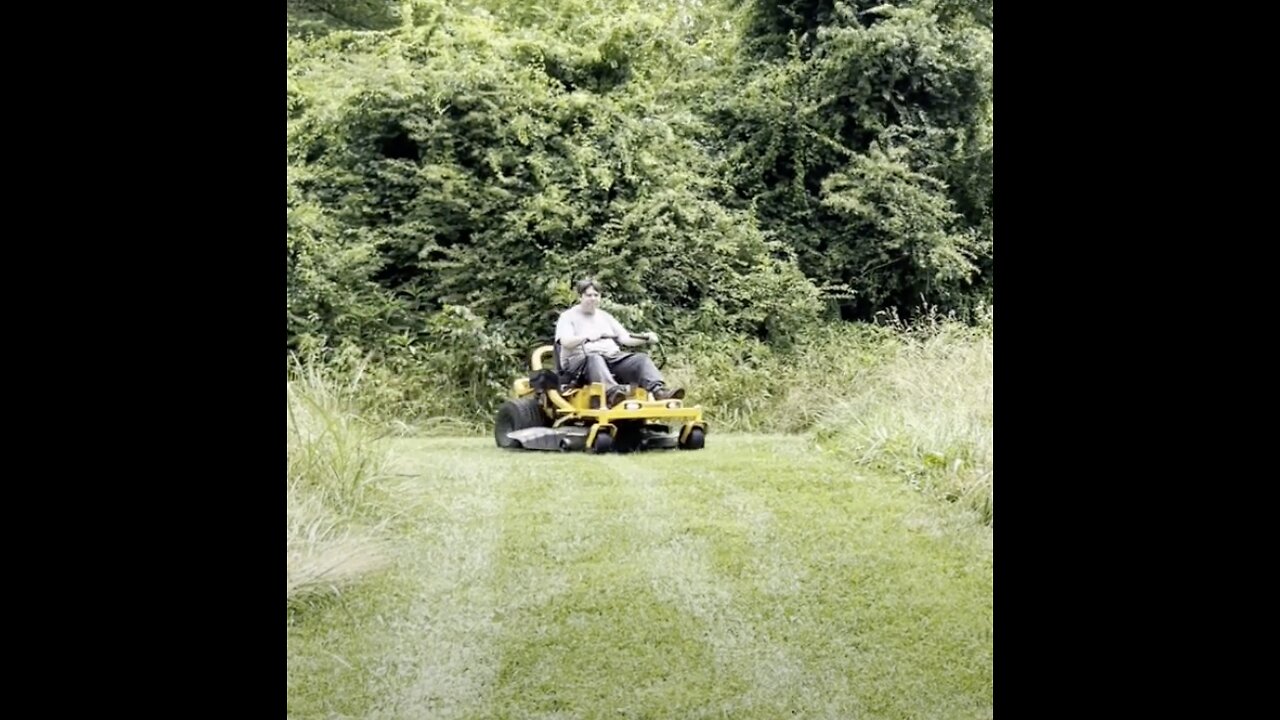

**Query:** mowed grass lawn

left=287, top=434, right=993, bottom=719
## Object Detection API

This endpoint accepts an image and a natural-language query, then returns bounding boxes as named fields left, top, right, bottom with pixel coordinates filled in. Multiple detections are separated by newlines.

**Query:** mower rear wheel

left=494, top=397, right=549, bottom=448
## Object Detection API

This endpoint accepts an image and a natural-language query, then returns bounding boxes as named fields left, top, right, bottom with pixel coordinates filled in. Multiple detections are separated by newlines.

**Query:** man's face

left=580, top=286, right=601, bottom=313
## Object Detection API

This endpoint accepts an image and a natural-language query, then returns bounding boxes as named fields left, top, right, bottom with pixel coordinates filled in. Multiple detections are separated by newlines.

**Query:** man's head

left=575, top=278, right=602, bottom=314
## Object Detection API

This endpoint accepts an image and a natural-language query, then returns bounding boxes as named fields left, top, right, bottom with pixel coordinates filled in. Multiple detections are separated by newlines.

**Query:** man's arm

left=617, top=333, right=653, bottom=347
left=555, top=314, right=586, bottom=349
left=613, top=317, right=655, bottom=347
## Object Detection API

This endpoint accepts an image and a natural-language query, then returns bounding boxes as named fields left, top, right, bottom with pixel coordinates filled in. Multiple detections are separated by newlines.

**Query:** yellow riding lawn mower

left=494, top=341, right=707, bottom=453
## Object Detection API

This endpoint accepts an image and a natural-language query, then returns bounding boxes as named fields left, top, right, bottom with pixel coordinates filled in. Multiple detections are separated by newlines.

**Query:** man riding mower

left=493, top=278, right=706, bottom=453
left=492, top=338, right=707, bottom=453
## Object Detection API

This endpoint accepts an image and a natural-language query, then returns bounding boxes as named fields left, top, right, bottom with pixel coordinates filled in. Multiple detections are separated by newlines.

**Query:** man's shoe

left=607, top=384, right=632, bottom=407
left=652, top=385, right=685, bottom=401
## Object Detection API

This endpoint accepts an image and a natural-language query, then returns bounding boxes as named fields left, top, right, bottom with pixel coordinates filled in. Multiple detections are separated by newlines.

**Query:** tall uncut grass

left=814, top=311, right=993, bottom=524
left=287, top=361, right=395, bottom=602
left=657, top=310, right=993, bottom=524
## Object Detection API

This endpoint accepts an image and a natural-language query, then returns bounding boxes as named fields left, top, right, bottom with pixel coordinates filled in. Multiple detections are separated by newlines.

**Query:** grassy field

left=287, top=435, right=993, bottom=719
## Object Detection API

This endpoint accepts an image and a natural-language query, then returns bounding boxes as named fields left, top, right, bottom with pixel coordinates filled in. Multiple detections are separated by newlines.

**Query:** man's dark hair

left=575, top=278, right=602, bottom=295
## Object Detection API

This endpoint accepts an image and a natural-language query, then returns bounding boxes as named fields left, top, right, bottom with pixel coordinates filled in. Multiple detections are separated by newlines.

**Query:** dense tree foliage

left=287, top=0, right=992, bottom=356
